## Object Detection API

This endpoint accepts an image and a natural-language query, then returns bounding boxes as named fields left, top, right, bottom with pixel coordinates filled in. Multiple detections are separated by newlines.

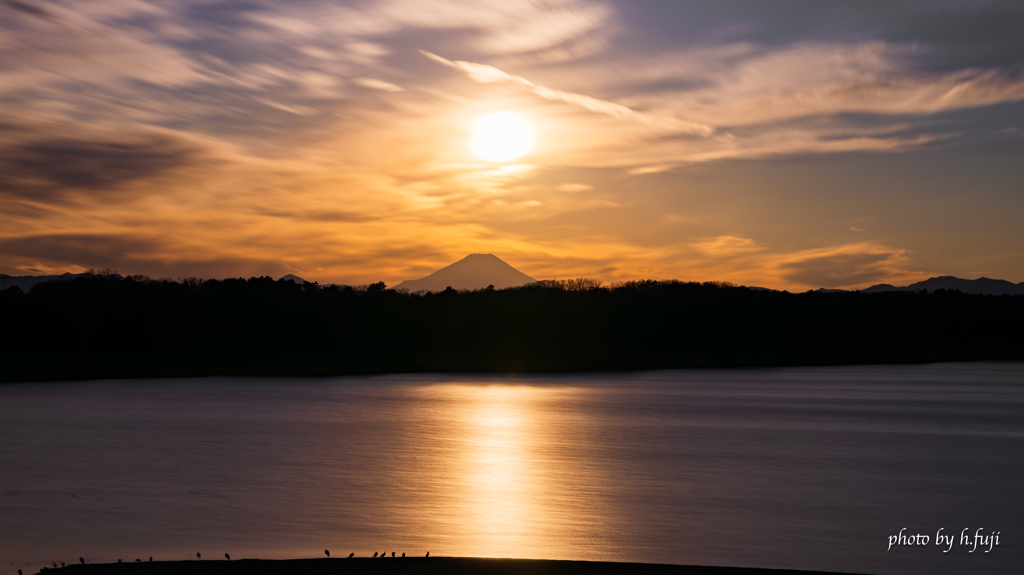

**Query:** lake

left=1, top=363, right=1022, bottom=575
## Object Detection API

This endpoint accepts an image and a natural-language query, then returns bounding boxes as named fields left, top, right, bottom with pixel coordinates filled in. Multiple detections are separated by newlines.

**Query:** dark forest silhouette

left=2, top=273, right=1022, bottom=382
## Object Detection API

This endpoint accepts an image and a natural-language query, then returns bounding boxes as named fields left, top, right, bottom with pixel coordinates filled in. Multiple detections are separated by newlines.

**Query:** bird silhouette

left=379, top=552, right=385, bottom=558
left=61, top=563, right=65, bottom=567
left=117, top=560, right=121, bottom=563
left=196, top=552, right=201, bottom=560
left=149, top=557, right=153, bottom=562
left=52, top=563, right=57, bottom=568
left=402, top=553, right=405, bottom=558
left=324, top=550, right=329, bottom=557
left=373, top=552, right=378, bottom=558
left=426, top=552, right=430, bottom=558
left=348, top=553, right=354, bottom=559
left=79, top=558, right=84, bottom=565
left=225, top=554, right=230, bottom=561
left=391, top=552, right=395, bottom=558
left=18, top=569, right=22, bottom=575
left=135, top=559, right=140, bottom=563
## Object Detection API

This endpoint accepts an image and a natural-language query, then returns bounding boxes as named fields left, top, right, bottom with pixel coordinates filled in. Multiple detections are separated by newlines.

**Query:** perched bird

left=391, top=552, right=395, bottom=558
left=402, top=553, right=405, bottom=558
left=379, top=552, right=385, bottom=558
left=18, top=569, right=22, bottom=575
left=347, top=553, right=354, bottom=559
left=225, top=554, right=230, bottom=561
left=196, top=552, right=201, bottom=560
left=324, top=550, right=329, bottom=557
left=79, top=558, right=84, bottom=565
left=426, top=552, right=430, bottom=558
left=135, top=559, right=140, bottom=563
left=117, top=560, right=122, bottom=563
left=373, top=552, right=378, bottom=558
left=149, top=557, right=153, bottom=562
left=61, top=563, right=65, bottom=567
left=52, top=563, right=57, bottom=568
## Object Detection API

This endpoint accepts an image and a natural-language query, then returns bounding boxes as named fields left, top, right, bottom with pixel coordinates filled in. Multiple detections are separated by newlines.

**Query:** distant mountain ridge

left=394, top=254, right=537, bottom=292
left=0, top=272, right=120, bottom=293
left=5, top=271, right=1021, bottom=296
left=861, top=276, right=1024, bottom=296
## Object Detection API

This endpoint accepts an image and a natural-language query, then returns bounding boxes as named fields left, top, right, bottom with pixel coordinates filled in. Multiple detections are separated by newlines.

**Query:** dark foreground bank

left=29, top=558, right=870, bottom=575
left=3, top=274, right=1023, bottom=381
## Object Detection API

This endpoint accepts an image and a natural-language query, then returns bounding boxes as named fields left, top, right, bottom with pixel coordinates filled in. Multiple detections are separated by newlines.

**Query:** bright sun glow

left=473, top=112, right=532, bottom=162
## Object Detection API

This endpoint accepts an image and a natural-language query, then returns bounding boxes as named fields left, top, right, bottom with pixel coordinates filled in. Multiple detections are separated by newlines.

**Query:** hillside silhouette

left=0, top=270, right=121, bottom=293
left=393, top=254, right=536, bottom=292
left=862, top=275, right=1024, bottom=296
left=2, top=273, right=1022, bottom=382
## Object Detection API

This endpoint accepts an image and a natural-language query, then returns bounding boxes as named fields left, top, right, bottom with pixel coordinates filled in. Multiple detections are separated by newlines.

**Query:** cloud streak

left=658, top=238, right=920, bottom=290
left=0, top=132, right=207, bottom=201
left=422, top=51, right=715, bottom=136
left=612, top=41, right=1024, bottom=127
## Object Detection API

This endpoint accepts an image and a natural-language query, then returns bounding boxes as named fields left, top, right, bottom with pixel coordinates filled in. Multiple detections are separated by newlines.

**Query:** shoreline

left=26, top=557, right=873, bottom=575
left=4, top=357, right=1021, bottom=384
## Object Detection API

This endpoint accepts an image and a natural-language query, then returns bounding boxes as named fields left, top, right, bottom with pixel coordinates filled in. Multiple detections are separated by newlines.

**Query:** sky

left=1, top=0, right=1023, bottom=290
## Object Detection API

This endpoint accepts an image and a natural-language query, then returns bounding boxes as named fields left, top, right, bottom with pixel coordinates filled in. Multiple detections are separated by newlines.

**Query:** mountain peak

left=394, top=254, right=537, bottom=293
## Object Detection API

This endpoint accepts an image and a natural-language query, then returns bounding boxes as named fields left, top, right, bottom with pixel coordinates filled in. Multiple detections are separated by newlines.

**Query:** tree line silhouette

left=2, top=273, right=1022, bottom=381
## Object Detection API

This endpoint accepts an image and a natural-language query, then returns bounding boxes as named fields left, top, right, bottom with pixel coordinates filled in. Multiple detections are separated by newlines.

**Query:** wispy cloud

left=640, top=238, right=920, bottom=290
left=355, top=78, right=405, bottom=92
left=774, top=243, right=916, bottom=289
left=629, top=42, right=1024, bottom=127
left=248, top=0, right=613, bottom=56
left=422, top=51, right=715, bottom=136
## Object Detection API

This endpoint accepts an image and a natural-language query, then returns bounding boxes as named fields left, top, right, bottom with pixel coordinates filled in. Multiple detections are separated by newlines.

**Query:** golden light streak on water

left=450, top=386, right=545, bottom=556
left=397, top=384, right=610, bottom=560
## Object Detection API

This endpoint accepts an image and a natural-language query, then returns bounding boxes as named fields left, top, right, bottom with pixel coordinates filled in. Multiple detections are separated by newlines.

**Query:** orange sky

left=2, top=0, right=1023, bottom=289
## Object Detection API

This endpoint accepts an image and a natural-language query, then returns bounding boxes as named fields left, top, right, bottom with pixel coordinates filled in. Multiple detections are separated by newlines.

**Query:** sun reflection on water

left=393, top=383, right=611, bottom=560
left=453, top=386, right=542, bottom=556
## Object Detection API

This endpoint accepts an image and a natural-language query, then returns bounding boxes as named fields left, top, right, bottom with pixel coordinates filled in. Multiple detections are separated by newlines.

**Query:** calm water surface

left=1, top=364, right=1022, bottom=575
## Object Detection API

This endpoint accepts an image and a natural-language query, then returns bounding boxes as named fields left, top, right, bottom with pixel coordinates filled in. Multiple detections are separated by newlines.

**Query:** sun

left=472, top=112, right=532, bottom=162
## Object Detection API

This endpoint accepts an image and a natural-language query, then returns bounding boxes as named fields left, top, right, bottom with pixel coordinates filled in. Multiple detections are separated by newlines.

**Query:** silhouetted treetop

left=2, top=272, right=1021, bottom=382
